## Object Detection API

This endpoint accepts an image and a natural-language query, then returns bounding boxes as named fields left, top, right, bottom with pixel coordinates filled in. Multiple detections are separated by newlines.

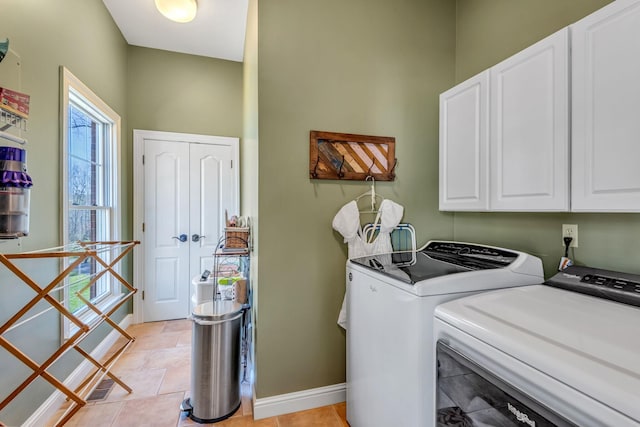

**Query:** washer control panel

left=546, top=265, right=640, bottom=307
left=423, top=241, right=518, bottom=268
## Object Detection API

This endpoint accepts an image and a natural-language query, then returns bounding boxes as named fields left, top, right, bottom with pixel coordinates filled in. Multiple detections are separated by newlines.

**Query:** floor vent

left=86, top=378, right=115, bottom=402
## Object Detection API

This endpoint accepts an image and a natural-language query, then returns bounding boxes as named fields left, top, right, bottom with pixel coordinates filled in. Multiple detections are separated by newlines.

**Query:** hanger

left=355, top=175, right=383, bottom=214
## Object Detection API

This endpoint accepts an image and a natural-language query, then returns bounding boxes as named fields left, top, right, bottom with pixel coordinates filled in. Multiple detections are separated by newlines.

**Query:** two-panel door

left=141, top=132, right=238, bottom=322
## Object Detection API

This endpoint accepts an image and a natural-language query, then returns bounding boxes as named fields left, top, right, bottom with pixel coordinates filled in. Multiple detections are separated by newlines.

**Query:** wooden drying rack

left=0, top=240, right=139, bottom=426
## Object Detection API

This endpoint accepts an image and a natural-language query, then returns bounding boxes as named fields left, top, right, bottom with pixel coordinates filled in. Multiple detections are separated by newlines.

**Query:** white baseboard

left=22, top=314, right=133, bottom=427
left=253, top=383, right=346, bottom=420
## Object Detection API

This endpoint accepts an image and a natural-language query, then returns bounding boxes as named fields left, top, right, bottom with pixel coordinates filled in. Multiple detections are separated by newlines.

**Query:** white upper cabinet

left=490, top=28, right=570, bottom=211
left=439, top=29, right=569, bottom=212
left=571, top=0, right=640, bottom=212
left=439, top=71, right=489, bottom=211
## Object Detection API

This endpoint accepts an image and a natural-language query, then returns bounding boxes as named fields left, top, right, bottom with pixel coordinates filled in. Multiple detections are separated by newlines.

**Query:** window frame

left=60, top=67, right=122, bottom=338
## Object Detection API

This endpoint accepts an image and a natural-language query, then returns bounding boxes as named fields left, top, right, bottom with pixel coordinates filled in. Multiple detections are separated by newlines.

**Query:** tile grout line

left=108, top=401, right=126, bottom=427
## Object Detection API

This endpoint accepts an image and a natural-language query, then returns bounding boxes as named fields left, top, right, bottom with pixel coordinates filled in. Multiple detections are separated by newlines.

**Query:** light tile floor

left=48, top=319, right=348, bottom=427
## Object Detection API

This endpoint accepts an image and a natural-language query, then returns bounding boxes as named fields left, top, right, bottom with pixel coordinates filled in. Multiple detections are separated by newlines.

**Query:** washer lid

left=349, top=241, right=523, bottom=284
left=192, top=300, right=243, bottom=321
left=435, top=285, right=640, bottom=423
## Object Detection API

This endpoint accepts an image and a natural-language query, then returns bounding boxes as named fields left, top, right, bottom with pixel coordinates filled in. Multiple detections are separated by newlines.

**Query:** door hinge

left=142, top=222, right=145, bottom=232
left=142, top=155, right=145, bottom=165
left=142, top=290, right=145, bottom=300
left=230, top=159, right=233, bottom=168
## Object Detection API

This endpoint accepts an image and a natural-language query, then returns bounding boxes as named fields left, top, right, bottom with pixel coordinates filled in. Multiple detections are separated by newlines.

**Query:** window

left=61, top=67, right=121, bottom=334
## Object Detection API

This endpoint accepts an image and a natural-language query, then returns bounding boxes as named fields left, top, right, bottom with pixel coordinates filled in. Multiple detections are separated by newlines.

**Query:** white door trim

left=133, top=129, right=239, bottom=324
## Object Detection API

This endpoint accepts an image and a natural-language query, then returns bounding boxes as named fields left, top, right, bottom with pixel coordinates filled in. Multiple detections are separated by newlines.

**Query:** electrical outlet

left=562, top=224, right=578, bottom=248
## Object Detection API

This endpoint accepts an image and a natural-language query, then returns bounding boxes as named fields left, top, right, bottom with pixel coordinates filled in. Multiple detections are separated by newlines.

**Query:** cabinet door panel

left=572, top=0, right=640, bottom=212
left=490, top=28, right=569, bottom=211
left=439, top=71, right=489, bottom=211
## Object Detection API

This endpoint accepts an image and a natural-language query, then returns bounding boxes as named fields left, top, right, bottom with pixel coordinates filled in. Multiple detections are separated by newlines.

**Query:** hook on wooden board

left=311, top=155, right=320, bottom=179
left=389, top=158, right=397, bottom=180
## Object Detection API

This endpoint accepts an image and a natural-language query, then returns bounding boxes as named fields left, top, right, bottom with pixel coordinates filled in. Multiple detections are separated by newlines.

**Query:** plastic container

left=191, top=277, right=238, bottom=310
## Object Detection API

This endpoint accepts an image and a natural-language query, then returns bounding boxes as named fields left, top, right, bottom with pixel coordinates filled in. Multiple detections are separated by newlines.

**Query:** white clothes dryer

left=434, top=265, right=640, bottom=427
left=346, top=241, right=543, bottom=427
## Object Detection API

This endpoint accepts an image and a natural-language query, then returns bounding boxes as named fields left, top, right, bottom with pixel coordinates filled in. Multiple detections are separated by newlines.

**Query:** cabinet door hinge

left=231, top=159, right=233, bottom=168
left=142, top=222, right=145, bottom=232
left=142, top=155, right=145, bottom=165
left=142, top=290, right=145, bottom=300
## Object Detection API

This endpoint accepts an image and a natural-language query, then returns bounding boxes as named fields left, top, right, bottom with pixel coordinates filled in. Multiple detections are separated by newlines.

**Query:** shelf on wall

left=0, top=107, right=27, bottom=145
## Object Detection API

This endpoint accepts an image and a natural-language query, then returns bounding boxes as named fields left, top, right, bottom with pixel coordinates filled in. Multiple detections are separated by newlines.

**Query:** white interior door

left=143, top=139, right=190, bottom=322
left=135, top=130, right=239, bottom=322
left=189, top=143, right=236, bottom=303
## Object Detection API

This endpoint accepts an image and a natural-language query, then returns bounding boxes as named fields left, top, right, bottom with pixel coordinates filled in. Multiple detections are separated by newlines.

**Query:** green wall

left=0, top=1, right=128, bottom=425
left=126, top=46, right=243, bottom=138
left=255, top=0, right=456, bottom=398
left=455, top=0, right=614, bottom=82
left=452, top=0, right=640, bottom=278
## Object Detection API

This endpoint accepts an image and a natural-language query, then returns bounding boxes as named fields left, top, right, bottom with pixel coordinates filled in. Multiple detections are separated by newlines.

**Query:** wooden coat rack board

left=0, top=241, right=139, bottom=427
left=309, top=130, right=396, bottom=181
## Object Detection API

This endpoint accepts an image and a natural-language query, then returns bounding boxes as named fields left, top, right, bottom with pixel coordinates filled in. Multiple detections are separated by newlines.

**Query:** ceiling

left=102, top=0, right=249, bottom=62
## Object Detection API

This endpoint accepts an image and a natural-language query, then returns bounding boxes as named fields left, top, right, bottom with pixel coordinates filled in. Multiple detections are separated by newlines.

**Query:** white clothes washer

left=434, top=265, right=640, bottom=426
left=346, top=241, right=543, bottom=427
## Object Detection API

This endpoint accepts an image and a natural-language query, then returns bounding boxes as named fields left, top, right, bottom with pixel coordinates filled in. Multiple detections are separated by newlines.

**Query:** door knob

left=172, top=234, right=188, bottom=242
left=192, top=234, right=206, bottom=242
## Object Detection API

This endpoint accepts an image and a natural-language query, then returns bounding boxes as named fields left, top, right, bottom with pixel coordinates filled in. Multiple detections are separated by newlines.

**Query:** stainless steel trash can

left=181, top=300, right=243, bottom=423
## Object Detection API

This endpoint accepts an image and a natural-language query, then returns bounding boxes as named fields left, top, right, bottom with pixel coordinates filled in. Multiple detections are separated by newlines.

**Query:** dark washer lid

left=192, top=300, right=243, bottom=321
left=350, top=241, right=519, bottom=284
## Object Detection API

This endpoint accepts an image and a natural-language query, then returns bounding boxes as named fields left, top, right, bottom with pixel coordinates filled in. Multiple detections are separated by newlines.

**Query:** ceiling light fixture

left=154, top=0, right=198, bottom=23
